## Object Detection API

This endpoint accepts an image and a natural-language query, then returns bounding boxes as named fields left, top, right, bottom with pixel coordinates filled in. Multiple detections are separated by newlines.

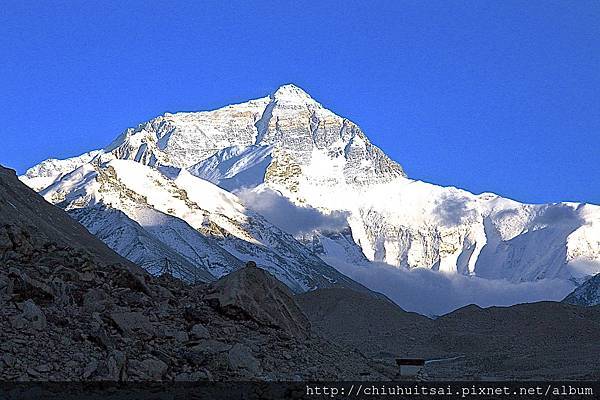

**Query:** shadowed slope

left=0, top=165, right=133, bottom=267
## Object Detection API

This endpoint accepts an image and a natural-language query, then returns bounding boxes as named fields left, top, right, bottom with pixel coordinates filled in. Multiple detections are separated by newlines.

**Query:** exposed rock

left=190, top=340, right=231, bottom=356
left=205, top=267, right=310, bottom=338
left=130, top=358, right=168, bottom=380
left=0, top=165, right=133, bottom=266
left=228, top=343, right=261, bottom=376
left=1, top=354, right=16, bottom=368
left=190, top=323, right=210, bottom=340
left=7, top=268, right=53, bottom=303
left=0, top=163, right=389, bottom=382
left=89, top=326, right=115, bottom=350
left=82, top=359, right=98, bottom=379
left=563, top=273, right=600, bottom=306
left=106, top=350, right=127, bottom=381
left=82, top=288, right=108, bottom=313
left=109, top=312, right=154, bottom=336
left=11, top=300, right=47, bottom=330
left=114, top=266, right=152, bottom=296
left=161, top=328, right=189, bottom=343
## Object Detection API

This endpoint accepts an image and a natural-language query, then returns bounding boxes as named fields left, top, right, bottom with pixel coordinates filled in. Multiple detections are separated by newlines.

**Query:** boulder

left=204, top=267, right=310, bottom=338
left=109, top=311, right=154, bottom=336
left=82, top=288, right=108, bottom=313
left=133, top=358, right=168, bottom=380
left=8, top=268, right=53, bottom=303
left=190, top=323, right=210, bottom=340
left=11, top=300, right=46, bottom=330
left=161, top=328, right=189, bottom=343
left=106, top=350, right=127, bottom=381
left=228, top=343, right=261, bottom=375
left=190, top=339, right=231, bottom=356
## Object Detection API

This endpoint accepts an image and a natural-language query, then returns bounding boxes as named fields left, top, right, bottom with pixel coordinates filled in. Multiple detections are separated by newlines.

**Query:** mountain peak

left=272, top=84, right=316, bottom=103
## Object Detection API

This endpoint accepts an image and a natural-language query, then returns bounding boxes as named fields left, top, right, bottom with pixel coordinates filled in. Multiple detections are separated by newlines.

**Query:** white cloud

left=236, top=187, right=349, bottom=235
left=327, top=258, right=576, bottom=316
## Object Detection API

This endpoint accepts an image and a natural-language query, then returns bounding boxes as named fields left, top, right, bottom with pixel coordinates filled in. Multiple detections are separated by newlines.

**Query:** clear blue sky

left=2, top=1, right=598, bottom=204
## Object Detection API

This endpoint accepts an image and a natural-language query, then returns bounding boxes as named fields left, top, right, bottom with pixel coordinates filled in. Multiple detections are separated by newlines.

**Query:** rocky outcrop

left=205, top=266, right=311, bottom=339
left=563, top=273, right=600, bottom=306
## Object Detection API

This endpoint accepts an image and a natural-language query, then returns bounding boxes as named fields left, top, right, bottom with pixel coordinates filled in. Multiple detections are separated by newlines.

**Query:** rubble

left=0, top=226, right=384, bottom=381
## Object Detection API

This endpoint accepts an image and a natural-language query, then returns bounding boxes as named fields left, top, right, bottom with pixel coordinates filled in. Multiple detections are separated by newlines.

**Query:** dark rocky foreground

left=0, top=248, right=385, bottom=381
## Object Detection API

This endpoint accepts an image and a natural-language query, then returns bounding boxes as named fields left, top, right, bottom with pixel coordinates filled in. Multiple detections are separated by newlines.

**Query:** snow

left=187, top=144, right=274, bottom=191
left=563, top=272, right=600, bottom=306
left=20, top=150, right=102, bottom=192
left=20, top=83, right=600, bottom=312
left=37, top=157, right=359, bottom=293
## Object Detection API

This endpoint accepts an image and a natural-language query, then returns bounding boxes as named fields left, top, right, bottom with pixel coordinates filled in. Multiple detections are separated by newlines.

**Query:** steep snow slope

left=69, top=204, right=219, bottom=283
left=188, top=144, right=274, bottom=192
left=40, top=157, right=366, bottom=292
left=20, top=150, right=101, bottom=192
left=0, top=164, right=133, bottom=267
left=22, top=84, right=600, bottom=287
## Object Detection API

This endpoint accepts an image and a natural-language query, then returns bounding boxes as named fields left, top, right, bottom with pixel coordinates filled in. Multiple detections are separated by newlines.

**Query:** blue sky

left=2, top=1, right=598, bottom=204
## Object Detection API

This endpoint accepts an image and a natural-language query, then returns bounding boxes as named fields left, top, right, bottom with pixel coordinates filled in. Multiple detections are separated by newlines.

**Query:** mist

left=325, top=257, right=576, bottom=317
left=236, top=187, right=349, bottom=235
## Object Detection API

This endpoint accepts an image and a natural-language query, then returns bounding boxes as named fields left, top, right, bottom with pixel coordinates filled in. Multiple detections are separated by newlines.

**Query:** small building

left=396, top=358, right=425, bottom=377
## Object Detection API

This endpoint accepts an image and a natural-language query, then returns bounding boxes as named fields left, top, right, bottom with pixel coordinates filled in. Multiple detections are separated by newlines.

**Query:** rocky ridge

left=0, top=245, right=384, bottom=381
left=38, top=158, right=368, bottom=293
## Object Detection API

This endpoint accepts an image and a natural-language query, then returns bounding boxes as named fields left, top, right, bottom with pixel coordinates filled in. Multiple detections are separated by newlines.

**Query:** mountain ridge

left=20, top=84, right=600, bottom=311
left=36, top=156, right=371, bottom=294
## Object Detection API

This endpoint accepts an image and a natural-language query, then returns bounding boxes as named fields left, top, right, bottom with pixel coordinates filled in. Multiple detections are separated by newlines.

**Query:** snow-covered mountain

left=21, top=150, right=102, bottom=192
left=37, top=155, right=365, bottom=292
left=22, top=84, right=600, bottom=294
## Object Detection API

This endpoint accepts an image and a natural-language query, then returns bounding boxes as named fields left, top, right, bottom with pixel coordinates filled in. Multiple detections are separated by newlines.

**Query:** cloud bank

left=326, top=258, right=576, bottom=316
left=236, top=187, right=349, bottom=235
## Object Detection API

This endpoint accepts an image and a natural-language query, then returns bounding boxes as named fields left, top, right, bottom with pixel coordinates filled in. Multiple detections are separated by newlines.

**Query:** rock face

left=0, top=254, right=382, bottom=381
left=563, top=273, right=600, bottom=306
left=205, top=266, right=311, bottom=338
left=0, top=162, right=388, bottom=381
left=104, top=84, right=405, bottom=188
